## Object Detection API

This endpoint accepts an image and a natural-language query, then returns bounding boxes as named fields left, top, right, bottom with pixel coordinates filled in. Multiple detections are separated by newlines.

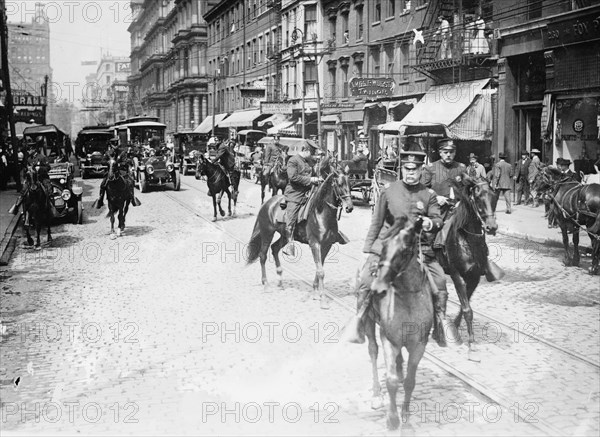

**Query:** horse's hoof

left=227, top=211, right=232, bottom=217
left=34, top=245, right=41, bottom=251
left=370, top=396, right=384, bottom=410
left=572, top=260, right=580, bottom=267
left=263, top=284, right=272, bottom=293
left=589, top=266, right=599, bottom=276
left=219, top=210, right=225, bottom=217
left=386, top=414, right=400, bottom=431
left=467, top=346, right=482, bottom=362
left=109, top=233, right=117, bottom=240
left=211, top=217, right=217, bottom=222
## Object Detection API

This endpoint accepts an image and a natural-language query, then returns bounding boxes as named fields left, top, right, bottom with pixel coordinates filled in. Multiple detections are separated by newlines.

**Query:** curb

left=0, top=213, right=22, bottom=266
left=497, top=228, right=594, bottom=255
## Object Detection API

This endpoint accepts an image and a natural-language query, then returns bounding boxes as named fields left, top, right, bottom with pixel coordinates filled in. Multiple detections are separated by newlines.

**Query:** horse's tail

left=246, top=220, right=262, bottom=265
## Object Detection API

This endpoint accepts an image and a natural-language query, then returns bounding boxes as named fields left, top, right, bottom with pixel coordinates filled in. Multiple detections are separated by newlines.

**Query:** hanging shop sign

left=349, top=78, right=395, bottom=97
left=322, top=102, right=356, bottom=109
left=260, top=102, right=293, bottom=114
left=240, top=88, right=266, bottom=99
left=14, top=108, right=44, bottom=124
left=13, top=94, right=46, bottom=106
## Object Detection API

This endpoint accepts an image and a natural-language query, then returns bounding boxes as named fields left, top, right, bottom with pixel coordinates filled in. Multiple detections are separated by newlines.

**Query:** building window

left=357, top=8, right=364, bottom=40
left=305, top=4, right=317, bottom=41
left=106, top=76, right=111, bottom=84
left=342, top=68, right=348, bottom=97
left=330, top=18, right=337, bottom=43
left=387, top=0, right=395, bottom=17
left=385, top=45, right=394, bottom=75
left=342, top=13, right=349, bottom=43
left=374, top=0, right=381, bottom=22
left=305, top=61, right=317, bottom=82
left=329, top=69, right=337, bottom=99
left=401, top=42, right=410, bottom=80
left=105, top=64, right=110, bottom=71
left=371, top=48, right=380, bottom=76
left=527, top=0, right=542, bottom=19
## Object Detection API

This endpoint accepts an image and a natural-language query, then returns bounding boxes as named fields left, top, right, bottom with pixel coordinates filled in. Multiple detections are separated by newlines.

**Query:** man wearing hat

left=94, top=139, right=141, bottom=209
left=491, top=152, right=514, bottom=214
left=263, top=134, right=288, bottom=179
left=528, top=149, right=542, bottom=207
left=422, top=138, right=466, bottom=215
left=282, top=141, right=322, bottom=257
left=348, top=150, right=458, bottom=347
left=467, top=153, right=486, bottom=179
left=557, top=158, right=580, bottom=182
left=514, top=151, right=531, bottom=205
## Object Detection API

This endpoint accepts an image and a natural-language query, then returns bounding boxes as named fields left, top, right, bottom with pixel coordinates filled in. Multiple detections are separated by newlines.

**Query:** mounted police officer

left=263, top=135, right=288, bottom=178
left=282, top=141, right=322, bottom=257
left=348, top=151, right=457, bottom=346
left=8, top=140, right=52, bottom=215
left=94, top=139, right=140, bottom=208
left=210, top=139, right=237, bottom=195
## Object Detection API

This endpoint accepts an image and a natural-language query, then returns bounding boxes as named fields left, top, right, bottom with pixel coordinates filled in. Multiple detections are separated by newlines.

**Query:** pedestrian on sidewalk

left=528, top=149, right=542, bottom=207
left=467, top=153, right=486, bottom=179
left=492, top=152, right=514, bottom=214
left=514, top=150, right=531, bottom=205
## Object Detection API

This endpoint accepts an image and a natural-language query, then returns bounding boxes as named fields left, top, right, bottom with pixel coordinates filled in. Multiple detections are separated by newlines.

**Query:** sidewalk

left=0, top=187, right=21, bottom=265
left=494, top=200, right=593, bottom=252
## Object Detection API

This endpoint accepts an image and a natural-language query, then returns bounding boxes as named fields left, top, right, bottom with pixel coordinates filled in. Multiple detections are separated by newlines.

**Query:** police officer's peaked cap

left=400, top=150, right=426, bottom=167
left=437, top=138, right=456, bottom=151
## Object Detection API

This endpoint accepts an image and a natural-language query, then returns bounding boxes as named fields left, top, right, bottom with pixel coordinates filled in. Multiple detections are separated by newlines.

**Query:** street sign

left=349, top=77, right=395, bottom=97
left=13, top=94, right=46, bottom=106
left=260, top=102, right=293, bottom=114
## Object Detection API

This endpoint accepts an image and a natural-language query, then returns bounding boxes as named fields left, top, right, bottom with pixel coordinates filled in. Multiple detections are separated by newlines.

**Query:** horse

left=531, top=166, right=600, bottom=274
left=259, top=154, right=288, bottom=204
left=105, top=157, right=138, bottom=238
left=195, top=154, right=240, bottom=221
left=246, top=157, right=353, bottom=309
left=366, top=215, right=433, bottom=430
left=436, top=174, right=500, bottom=358
left=21, top=167, right=52, bottom=249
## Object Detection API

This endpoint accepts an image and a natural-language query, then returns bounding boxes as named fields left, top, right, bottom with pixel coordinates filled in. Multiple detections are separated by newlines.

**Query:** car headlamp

left=61, top=190, right=71, bottom=200
left=146, top=165, right=154, bottom=174
left=166, top=163, right=174, bottom=172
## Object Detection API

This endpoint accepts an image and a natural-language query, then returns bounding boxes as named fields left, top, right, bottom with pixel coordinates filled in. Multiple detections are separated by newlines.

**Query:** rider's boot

left=484, top=257, right=505, bottom=282
left=431, top=287, right=458, bottom=348
left=94, top=184, right=106, bottom=209
left=8, top=195, right=23, bottom=215
left=282, top=224, right=296, bottom=257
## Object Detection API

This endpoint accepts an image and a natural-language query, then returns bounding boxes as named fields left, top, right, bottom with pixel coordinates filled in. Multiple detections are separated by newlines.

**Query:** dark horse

left=260, top=154, right=288, bottom=204
left=436, top=174, right=500, bottom=359
left=246, top=158, right=353, bottom=309
left=532, top=166, right=600, bottom=274
left=366, top=216, right=433, bottom=430
left=195, top=154, right=241, bottom=221
left=105, top=158, right=138, bottom=238
left=21, top=168, right=52, bottom=249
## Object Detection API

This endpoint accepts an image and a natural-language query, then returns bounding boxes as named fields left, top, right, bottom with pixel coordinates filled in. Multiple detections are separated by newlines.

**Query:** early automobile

left=47, top=161, right=84, bottom=224
left=174, top=131, right=208, bottom=176
left=135, top=146, right=181, bottom=193
left=76, top=126, right=113, bottom=178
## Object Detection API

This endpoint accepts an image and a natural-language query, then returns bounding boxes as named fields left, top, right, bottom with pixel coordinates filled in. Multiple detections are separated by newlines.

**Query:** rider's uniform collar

left=401, top=181, right=421, bottom=191
left=441, top=160, right=455, bottom=168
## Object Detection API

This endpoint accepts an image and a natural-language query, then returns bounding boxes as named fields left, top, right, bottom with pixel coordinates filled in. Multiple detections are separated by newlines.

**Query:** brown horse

left=21, top=168, right=52, bottom=249
left=437, top=174, right=499, bottom=359
left=105, top=158, right=138, bottom=237
left=246, top=158, right=353, bottom=309
left=196, top=154, right=240, bottom=221
left=532, top=166, right=600, bottom=274
left=367, top=216, right=433, bottom=430
left=259, top=154, right=288, bottom=204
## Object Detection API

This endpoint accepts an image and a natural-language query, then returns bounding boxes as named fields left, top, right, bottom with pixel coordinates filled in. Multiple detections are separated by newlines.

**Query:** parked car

left=135, top=146, right=181, bottom=193
left=47, top=161, right=83, bottom=224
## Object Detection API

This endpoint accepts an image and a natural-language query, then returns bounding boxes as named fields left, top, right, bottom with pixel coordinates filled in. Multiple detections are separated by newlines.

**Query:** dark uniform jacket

left=422, top=160, right=466, bottom=197
left=264, top=143, right=287, bottom=166
left=212, top=143, right=236, bottom=170
left=105, top=147, right=132, bottom=173
left=284, top=154, right=314, bottom=203
left=363, top=181, right=443, bottom=256
left=28, top=152, right=50, bottom=180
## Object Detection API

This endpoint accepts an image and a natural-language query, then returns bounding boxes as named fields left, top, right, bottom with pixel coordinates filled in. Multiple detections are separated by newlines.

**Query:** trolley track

left=161, top=181, right=583, bottom=436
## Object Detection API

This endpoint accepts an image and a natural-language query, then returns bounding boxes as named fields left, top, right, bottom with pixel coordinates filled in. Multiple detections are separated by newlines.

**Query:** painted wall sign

left=349, top=77, right=395, bottom=97
left=260, top=102, right=293, bottom=114
left=543, top=13, right=600, bottom=47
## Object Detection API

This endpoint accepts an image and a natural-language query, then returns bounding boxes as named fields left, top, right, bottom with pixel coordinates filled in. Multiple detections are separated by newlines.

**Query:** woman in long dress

left=471, top=15, right=489, bottom=54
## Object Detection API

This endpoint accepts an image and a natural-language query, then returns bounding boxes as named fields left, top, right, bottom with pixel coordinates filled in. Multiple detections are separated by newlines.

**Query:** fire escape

left=266, top=0, right=282, bottom=102
left=413, top=0, right=496, bottom=84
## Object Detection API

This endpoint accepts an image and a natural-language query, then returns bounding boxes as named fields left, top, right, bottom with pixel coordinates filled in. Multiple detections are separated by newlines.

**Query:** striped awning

left=447, top=93, right=493, bottom=141
left=194, top=113, right=229, bottom=133
left=218, top=109, right=262, bottom=128
left=267, top=118, right=297, bottom=135
left=258, top=113, right=289, bottom=127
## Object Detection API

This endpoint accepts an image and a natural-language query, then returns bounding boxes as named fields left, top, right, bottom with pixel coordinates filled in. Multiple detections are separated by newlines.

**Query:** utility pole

left=211, top=73, right=217, bottom=138
left=0, top=0, right=19, bottom=169
left=41, top=74, right=48, bottom=123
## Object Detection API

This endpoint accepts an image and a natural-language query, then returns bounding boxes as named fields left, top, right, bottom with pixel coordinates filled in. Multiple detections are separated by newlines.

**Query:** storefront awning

left=258, top=113, right=289, bottom=127
left=341, top=110, right=363, bottom=123
left=447, top=93, right=493, bottom=141
left=378, top=121, right=403, bottom=132
left=321, top=114, right=340, bottom=123
left=402, top=79, right=488, bottom=124
left=218, top=109, right=262, bottom=128
left=194, top=113, right=229, bottom=133
left=267, top=118, right=297, bottom=135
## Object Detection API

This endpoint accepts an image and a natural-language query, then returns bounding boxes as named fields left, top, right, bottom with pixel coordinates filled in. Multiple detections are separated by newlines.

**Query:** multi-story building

left=90, top=55, right=131, bottom=125
left=128, top=0, right=218, bottom=134
left=203, top=0, right=282, bottom=135
left=7, top=4, right=51, bottom=131
left=495, top=0, right=599, bottom=171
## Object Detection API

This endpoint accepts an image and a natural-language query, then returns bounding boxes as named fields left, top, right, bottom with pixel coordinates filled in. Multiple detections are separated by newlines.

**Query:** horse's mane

left=313, top=172, right=336, bottom=213
left=448, top=175, right=480, bottom=232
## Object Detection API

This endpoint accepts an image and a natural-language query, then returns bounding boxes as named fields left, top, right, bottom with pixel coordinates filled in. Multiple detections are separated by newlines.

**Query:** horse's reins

left=322, top=171, right=351, bottom=220
left=546, top=183, right=600, bottom=241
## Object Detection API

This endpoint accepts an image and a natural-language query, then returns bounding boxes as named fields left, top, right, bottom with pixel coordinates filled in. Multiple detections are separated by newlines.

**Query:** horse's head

left=107, top=157, right=119, bottom=181
left=195, top=154, right=208, bottom=179
left=372, top=216, right=421, bottom=294
left=330, top=165, right=354, bottom=214
left=531, top=165, right=559, bottom=197
left=455, top=173, right=498, bottom=235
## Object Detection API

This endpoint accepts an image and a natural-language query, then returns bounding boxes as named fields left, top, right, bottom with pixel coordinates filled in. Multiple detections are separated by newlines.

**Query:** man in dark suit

left=282, top=142, right=322, bottom=256
left=492, top=152, right=514, bottom=214
left=514, top=150, right=531, bottom=205
left=557, top=158, right=581, bottom=182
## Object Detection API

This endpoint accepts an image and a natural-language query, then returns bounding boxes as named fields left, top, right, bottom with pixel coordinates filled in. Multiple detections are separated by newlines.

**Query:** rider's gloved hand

left=422, top=217, right=433, bottom=232
left=436, top=195, right=448, bottom=206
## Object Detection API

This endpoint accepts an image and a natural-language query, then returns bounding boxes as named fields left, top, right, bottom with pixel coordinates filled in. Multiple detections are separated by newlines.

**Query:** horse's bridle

left=462, top=180, right=490, bottom=236
left=324, top=171, right=351, bottom=216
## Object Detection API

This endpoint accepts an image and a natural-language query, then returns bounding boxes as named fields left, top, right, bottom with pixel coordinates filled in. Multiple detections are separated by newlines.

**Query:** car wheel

left=173, top=170, right=181, bottom=191
left=140, top=172, right=149, bottom=193
left=73, top=199, right=83, bottom=224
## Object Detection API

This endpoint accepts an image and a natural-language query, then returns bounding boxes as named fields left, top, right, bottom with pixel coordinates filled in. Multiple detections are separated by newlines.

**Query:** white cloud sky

left=7, top=1, right=131, bottom=105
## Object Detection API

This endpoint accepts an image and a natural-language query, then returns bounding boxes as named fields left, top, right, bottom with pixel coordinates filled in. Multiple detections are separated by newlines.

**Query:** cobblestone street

left=1, top=176, right=598, bottom=435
